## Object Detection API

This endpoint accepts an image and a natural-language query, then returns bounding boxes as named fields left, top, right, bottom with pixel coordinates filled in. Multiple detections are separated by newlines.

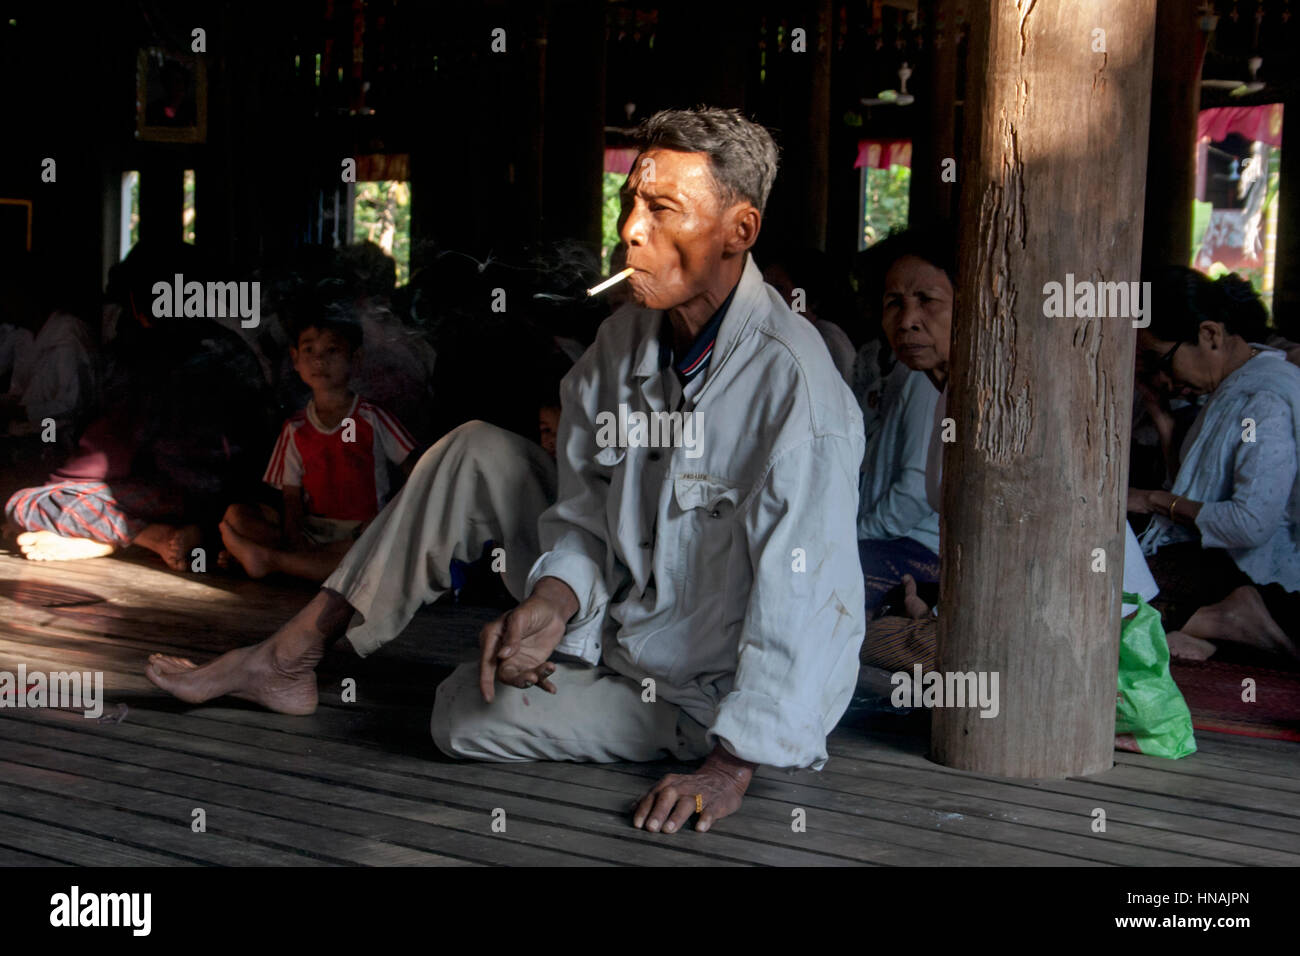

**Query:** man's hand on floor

left=478, top=576, right=577, bottom=703
left=633, top=744, right=756, bottom=834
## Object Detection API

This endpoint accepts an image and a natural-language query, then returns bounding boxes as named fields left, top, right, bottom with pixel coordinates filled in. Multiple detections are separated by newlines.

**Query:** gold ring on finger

left=695, top=793, right=703, bottom=814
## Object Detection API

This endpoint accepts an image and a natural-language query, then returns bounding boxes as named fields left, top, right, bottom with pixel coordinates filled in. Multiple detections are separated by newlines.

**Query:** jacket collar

left=631, top=252, right=764, bottom=388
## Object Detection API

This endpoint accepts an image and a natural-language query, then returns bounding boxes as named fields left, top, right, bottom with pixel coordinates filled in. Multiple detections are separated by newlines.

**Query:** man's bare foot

left=219, top=520, right=273, bottom=578
left=15, top=530, right=115, bottom=562
left=1166, top=630, right=1217, bottom=662
left=143, top=590, right=354, bottom=714
left=146, top=642, right=319, bottom=714
left=133, top=524, right=202, bottom=571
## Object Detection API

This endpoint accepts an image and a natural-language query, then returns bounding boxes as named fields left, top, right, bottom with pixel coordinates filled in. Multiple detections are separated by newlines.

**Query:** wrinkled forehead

left=883, top=255, right=952, bottom=294
left=624, top=148, right=722, bottom=206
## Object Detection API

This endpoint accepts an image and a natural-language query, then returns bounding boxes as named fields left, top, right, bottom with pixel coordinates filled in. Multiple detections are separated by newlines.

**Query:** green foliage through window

left=862, top=164, right=910, bottom=249
left=601, top=171, right=625, bottom=272
left=354, top=180, right=411, bottom=285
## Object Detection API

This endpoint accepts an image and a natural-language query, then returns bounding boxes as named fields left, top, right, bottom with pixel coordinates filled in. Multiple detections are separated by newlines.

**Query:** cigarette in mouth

left=586, top=267, right=636, bottom=297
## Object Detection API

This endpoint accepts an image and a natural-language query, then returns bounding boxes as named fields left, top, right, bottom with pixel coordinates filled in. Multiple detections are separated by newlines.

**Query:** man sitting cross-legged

left=147, top=107, right=866, bottom=835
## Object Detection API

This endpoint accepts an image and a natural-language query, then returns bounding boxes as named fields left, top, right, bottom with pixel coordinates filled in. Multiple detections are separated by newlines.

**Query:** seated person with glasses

left=1128, top=267, right=1300, bottom=664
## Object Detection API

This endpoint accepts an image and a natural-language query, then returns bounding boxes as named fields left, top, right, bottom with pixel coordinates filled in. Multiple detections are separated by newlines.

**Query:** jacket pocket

left=672, top=474, right=741, bottom=518
left=670, top=474, right=741, bottom=596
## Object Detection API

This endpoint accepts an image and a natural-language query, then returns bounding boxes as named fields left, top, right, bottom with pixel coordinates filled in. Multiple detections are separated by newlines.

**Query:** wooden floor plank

left=0, top=757, right=477, bottom=866
left=827, top=725, right=1300, bottom=813
left=1142, top=744, right=1300, bottom=781
left=1191, top=730, right=1300, bottom=756
left=0, top=806, right=196, bottom=866
left=1110, top=751, right=1300, bottom=793
left=0, top=843, right=68, bottom=866
left=0, top=796, right=202, bottom=868
left=0, top=710, right=749, bottom=866
left=0, top=719, right=705, bottom=867
left=0, top=767, right=344, bottom=866
left=822, top=735, right=1300, bottom=848
left=778, top=749, right=1300, bottom=864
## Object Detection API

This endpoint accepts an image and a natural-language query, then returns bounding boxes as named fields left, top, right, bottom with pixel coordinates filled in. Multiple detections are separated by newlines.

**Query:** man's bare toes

left=146, top=654, right=198, bottom=675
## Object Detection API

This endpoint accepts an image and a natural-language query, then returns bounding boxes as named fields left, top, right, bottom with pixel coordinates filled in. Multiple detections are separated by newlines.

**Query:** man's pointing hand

left=478, top=576, right=578, bottom=703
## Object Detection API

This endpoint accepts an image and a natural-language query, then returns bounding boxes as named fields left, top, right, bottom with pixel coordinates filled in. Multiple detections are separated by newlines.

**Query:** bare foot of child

left=219, top=520, right=273, bottom=578
left=133, top=524, right=202, bottom=571
left=15, top=530, right=116, bottom=561
left=1166, top=631, right=1217, bottom=662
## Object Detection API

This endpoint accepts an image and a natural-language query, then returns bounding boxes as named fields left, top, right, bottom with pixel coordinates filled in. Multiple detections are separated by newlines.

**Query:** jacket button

left=648, top=451, right=660, bottom=461
left=640, top=540, right=651, bottom=548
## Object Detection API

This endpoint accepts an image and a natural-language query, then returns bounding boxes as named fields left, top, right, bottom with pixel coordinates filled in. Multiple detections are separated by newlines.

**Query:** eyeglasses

left=1154, top=340, right=1184, bottom=375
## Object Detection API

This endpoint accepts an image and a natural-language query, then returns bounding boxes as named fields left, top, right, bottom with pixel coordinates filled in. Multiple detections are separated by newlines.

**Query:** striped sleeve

left=263, top=420, right=304, bottom=489
left=363, top=401, right=416, bottom=464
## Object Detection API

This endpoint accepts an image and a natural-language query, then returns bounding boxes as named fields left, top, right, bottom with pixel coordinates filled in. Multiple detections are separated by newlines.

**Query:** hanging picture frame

left=136, top=47, right=207, bottom=143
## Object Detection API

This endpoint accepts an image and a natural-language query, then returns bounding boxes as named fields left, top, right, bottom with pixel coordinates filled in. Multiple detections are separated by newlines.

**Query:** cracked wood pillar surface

left=933, top=0, right=1157, bottom=778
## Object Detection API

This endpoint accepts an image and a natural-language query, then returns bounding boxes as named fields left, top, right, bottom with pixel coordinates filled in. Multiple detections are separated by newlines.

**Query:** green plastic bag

left=1115, top=592, right=1197, bottom=759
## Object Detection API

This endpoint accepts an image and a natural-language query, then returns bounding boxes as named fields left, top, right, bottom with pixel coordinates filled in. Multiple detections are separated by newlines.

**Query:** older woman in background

left=1129, top=268, right=1300, bottom=663
left=853, top=228, right=949, bottom=617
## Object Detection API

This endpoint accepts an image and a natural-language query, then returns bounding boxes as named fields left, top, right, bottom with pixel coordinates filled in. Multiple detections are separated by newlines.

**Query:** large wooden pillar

left=935, top=0, right=1157, bottom=778
left=1140, top=0, right=1204, bottom=273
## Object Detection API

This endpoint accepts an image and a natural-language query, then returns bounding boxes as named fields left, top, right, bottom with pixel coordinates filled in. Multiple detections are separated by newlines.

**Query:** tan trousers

left=432, top=661, right=712, bottom=763
left=322, top=420, right=712, bottom=763
left=323, top=420, right=558, bottom=657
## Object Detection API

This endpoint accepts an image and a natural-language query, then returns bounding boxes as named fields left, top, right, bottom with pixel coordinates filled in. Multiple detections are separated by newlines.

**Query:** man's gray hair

left=630, top=107, right=780, bottom=215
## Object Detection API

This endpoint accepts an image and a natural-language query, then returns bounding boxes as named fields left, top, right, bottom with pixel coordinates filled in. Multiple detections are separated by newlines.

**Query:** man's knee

left=430, top=662, right=495, bottom=760
left=412, top=419, right=507, bottom=475
left=413, top=419, right=551, bottom=499
left=430, top=671, right=462, bottom=758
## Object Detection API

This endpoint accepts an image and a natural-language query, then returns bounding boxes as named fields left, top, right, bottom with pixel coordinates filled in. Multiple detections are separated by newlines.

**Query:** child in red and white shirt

left=219, top=316, right=416, bottom=582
